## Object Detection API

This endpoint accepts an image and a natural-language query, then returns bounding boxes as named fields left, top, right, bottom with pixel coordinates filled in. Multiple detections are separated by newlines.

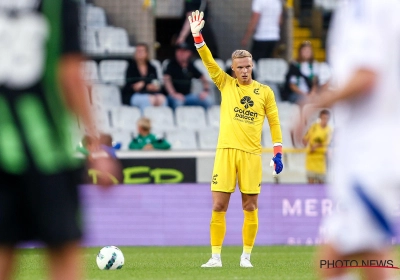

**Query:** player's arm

left=314, top=69, right=377, bottom=108
left=188, top=10, right=229, bottom=90
left=264, top=88, right=283, bottom=175
left=176, top=12, right=192, bottom=45
left=60, top=0, right=121, bottom=186
left=241, top=11, right=260, bottom=47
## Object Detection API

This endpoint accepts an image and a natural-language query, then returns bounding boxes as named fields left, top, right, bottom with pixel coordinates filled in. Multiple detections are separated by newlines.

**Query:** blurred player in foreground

left=294, top=1, right=400, bottom=279
left=0, top=1, right=121, bottom=279
left=188, top=11, right=283, bottom=268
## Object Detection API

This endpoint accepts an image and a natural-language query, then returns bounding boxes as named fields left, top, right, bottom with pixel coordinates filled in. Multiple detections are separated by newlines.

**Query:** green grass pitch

left=13, top=246, right=319, bottom=280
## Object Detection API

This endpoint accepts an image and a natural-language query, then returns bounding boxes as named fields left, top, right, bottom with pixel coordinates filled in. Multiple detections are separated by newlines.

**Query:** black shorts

left=251, top=40, right=278, bottom=61
left=0, top=167, right=83, bottom=247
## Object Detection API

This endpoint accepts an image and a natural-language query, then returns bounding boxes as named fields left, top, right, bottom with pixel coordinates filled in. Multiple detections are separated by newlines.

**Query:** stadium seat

left=82, top=28, right=102, bottom=55
left=84, top=5, right=107, bottom=28
left=150, top=59, right=164, bottom=83
left=166, top=130, right=198, bottom=150
left=91, top=84, right=122, bottom=108
left=314, top=0, right=338, bottom=11
left=97, top=27, right=135, bottom=55
left=257, top=58, right=288, bottom=85
left=162, top=59, right=170, bottom=71
left=194, top=59, right=225, bottom=81
left=143, top=106, right=175, bottom=131
left=175, top=106, right=208, bottom=130
left=266, top=83, right=282, bottom=102
left=99, top=60, right=128, bottom=86
left=276, top=102, right=300, bottom=124
left=91, top=104, right=113, bottom=132
left=207, top=105, right=220, bottom=127
left=318, top=62, right=331, bottom=85
left=111, top=130, right=133, bottom=150
left=262, top=121, right=294, bottom=148
left=111, top=106, right=141, bottom=132
left=82, top=60, right=100, bottom=84
left=198, top=127, right=219, bottom=150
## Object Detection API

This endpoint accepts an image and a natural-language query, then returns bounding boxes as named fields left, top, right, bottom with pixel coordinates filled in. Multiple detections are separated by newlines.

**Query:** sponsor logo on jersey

left=212, top=174, right=218, bottom=184
left=241, top=96, right=254, bottom=109
left=233, top=96, right=258, bottom=124
left=254, top=88, right=259, bottom=95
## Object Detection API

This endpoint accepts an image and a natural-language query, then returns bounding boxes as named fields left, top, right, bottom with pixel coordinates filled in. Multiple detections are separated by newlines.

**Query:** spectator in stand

left=283, top=41, right=319, bottom=103
left=163, top=43, right=212, bottom=110
left=241, top=0, right=283, bottom=61
left=122, top=43, right=166, bottom=111
left=176, top=0, right=219, bottom=58
left=129, top=118, right=171, bottom=150
left=302, top=109, right=332, bottom=184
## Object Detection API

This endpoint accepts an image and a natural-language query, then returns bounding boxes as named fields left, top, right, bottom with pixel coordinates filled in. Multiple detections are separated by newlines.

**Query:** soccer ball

left=96, top=246, right=124, bottom=270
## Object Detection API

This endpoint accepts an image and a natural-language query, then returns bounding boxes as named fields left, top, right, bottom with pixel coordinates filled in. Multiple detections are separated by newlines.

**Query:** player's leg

left=202, top=149, right=236, bottom=268
left=0, top=171, right=21, bottom=280
left=201, top=193, right=231, bottom=268
left=237, top=151, right=262, bottom=268
left=0, top=246, right=16, bottom=280
left=22, top=168, right=83, bottom=277
left=240, top=193, right=258, bottom=268
left=47, top=241, right=82, bottom=280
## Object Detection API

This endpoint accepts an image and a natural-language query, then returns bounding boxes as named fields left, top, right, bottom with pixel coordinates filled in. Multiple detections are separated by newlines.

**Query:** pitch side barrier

left=80, top=183, right=400, bottom=246
left=83, top=149, right=307, bottom=184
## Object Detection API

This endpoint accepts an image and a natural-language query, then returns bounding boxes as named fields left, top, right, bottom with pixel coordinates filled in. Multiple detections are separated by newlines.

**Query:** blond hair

left=231, top=50, right=252, bottom=60
left=137, top=117, right=151, bottom=130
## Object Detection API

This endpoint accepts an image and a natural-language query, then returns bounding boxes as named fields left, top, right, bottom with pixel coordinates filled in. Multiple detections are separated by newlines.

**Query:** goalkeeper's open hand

left=188, top=10, right=205, bottom=43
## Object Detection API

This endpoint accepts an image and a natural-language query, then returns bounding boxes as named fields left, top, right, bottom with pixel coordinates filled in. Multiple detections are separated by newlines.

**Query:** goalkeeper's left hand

left=188, top=10, right=205, bottom=44
left=270, top=145, right=283, bottom=177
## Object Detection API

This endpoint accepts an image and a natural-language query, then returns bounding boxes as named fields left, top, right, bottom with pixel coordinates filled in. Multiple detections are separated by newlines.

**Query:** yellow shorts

left=211, top=148, right=262, bottom=194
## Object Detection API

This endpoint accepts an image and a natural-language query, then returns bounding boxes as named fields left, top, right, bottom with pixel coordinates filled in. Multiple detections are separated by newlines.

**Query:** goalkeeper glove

left=270, top=144, right=283, bottom=176
left=188, top=10, right=205, bottom=45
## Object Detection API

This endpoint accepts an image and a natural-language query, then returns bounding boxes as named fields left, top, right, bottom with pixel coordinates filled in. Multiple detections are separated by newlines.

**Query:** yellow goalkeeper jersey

left=197, top=45, right=282, bottom=154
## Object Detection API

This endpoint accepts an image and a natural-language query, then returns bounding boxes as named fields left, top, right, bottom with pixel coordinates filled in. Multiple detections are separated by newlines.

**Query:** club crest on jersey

left=254, top=88, right=259, bottom=95
left=240, top=96, right=254, bottom=109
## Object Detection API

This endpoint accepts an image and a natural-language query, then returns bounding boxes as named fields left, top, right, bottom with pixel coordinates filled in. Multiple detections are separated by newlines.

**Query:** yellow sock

left=210, top=211, right=226, bottom=255
left=242, top=209, right=258, bottom=255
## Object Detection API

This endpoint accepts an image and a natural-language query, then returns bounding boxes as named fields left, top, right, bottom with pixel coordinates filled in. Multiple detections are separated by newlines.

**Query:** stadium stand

left=111, top=130, right=134, bottom=150
left=111, top=106, right=141, bottom=132
left=82, top=60, right=100, bottom=84
left=198, top=127, right=219, bottom=150
left=99, top=60, right=129, bottom=86
left=207, top=105, right=220, bottom=128
left=143, top=106, right=175, bottom=132
left=82, top=28, right=103, bottom=55
left=84, top=5, right=107, bottom=28
left=91, top=84, right=122, bottom=108
left=150, top=59, right=164, bottom=83
left=166, top=130, right=198, bottom=150
left=257, top=58, right=288, bottom=85
left=175, top=106, right=208, bottom=130
left=97, top=27, right=135, bottom=55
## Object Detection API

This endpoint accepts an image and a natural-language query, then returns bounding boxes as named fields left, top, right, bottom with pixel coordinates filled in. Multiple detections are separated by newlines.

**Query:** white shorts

left=323, top=146, right=400, bottom=255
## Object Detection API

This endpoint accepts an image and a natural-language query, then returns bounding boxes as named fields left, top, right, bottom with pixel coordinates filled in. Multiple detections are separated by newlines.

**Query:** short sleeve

left=252, top=0, right=263, bottom=13
left=62, top=0, right=81, bottom=54
left=164, top=61, right=173, bottom=75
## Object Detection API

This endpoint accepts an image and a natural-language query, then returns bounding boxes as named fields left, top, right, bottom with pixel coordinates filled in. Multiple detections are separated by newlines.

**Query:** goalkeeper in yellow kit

left=188, top=11, right=283, bottom=268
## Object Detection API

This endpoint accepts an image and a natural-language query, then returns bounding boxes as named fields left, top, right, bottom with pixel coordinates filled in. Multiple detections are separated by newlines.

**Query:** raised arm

left=188, top=10, right=229, bottom=90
